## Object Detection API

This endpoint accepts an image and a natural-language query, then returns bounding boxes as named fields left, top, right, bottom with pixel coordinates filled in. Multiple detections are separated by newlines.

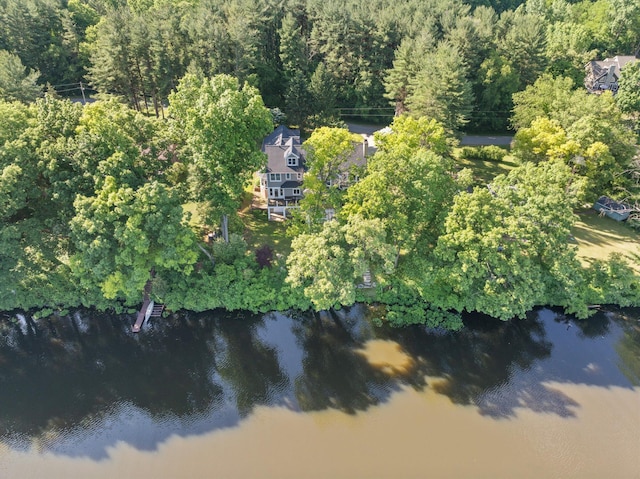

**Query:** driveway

left=346, top=122, right=514, bottom=147
left=460, top=135, right=513, bottom=146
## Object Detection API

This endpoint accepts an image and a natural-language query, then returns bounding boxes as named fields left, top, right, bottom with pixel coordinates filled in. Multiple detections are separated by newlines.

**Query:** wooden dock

left=132, top=301, right=164, bottom=333
left=131, top=278, right=165, bottom=333
left=132, top=299, right=151, bottom=333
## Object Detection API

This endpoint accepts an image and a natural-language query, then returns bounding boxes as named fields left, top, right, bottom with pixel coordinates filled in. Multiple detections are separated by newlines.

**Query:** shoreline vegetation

left=1, top=0, right=639, bottom=329
left=1, top=93, right=638, bottom=329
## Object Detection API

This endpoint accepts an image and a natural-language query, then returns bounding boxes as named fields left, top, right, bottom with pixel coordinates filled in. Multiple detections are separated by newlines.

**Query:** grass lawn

left=453, top=151, right=518, bottom=185
left=572, top=210, right=640, bottom=273
left=184, top=192, right=293, bottom=256
left=455, top=152, right=640, bottom=274
left=238, top=191, right=292, bottom=256
left=183, top=202, right=206, bottom=231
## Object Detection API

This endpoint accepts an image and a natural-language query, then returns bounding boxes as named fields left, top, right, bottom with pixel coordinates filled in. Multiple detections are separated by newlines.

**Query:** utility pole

left=79, top=82, right=87, bottom=104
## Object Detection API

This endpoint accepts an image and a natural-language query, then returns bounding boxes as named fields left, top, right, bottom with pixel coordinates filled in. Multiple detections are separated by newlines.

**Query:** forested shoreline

left=1, top=0, right=639, bottom=328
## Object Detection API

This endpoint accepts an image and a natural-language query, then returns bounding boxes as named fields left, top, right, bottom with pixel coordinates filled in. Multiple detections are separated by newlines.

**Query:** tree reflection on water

left=0, top=305, right=637, bottom=457
left=214, top=313, right=289, bottom=417
left=292, top=310, right=392, bottom=414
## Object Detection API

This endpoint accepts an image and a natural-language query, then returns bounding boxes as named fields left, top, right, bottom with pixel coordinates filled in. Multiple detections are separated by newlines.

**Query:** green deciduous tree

left=0, top=100, right=31, bottom=146
left=343, top=116, right=460, bottom=267
left=473, top=52, right=519, bottom=130
left=286, top=216, right=395, bottom=311
left=168, top=73, right=272, bottom=240
left=544, top=21, right=595, bottom=85
left=510, top=74, right=579, bottom=130
left=512, top=117, right=618, bottom=200
left=512, top=74, right=637, bottom=198
left=373, top=115, right=452, bottom=157
left=73, top=97, right=162, bottom=191
left=427, top=161, right=586, bottom=320
left=70, top=177, right=198, bottom=303
left=616, top=60, right=640, bottom=132
left=289, top=127, right=362, bottom=232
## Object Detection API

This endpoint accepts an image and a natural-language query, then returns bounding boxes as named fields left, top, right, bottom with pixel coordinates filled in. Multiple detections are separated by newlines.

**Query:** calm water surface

left=0, top=306, right=639, bottom=478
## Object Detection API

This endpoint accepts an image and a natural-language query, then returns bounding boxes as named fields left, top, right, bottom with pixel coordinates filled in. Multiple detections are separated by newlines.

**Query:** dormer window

left=287, top=156, right=298, bottom=166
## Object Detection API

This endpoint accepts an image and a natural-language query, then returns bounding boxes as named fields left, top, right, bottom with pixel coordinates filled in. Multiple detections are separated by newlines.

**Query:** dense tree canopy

left=286, top=216, right=395, bottom=310
left=616, top=60, right=640, bottom=132
left=288, top=127, right=363, bottom=233
left=0, top=0, right=639, bottom=326
left=0, top=0, right=637, bottom=132
left=70, top=178, right=198, bottom=302
left=511, top=74, right=638, bottom=201
left=426, top=161, right=585, bottom=320
left=167, top=73, right=272, bottom=236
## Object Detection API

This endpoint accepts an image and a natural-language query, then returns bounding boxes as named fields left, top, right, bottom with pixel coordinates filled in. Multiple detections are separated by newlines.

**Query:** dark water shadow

left=0, top=310, right=227, bottom=459
left=290, top=309, right=401, bottom=414
left=0, top=305, right=638, bottom=459
left=363, top=307, right=639, bottom=419
left=377, top=311, right=562, bottom=419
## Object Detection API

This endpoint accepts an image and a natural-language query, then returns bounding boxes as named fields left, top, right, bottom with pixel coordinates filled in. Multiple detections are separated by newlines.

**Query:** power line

left=54, top=87, right=84, bottom=93
left=50, top=82, right=84, bottom=88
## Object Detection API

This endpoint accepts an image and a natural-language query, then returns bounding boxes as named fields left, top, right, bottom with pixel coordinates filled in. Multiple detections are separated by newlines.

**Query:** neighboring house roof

left=339, top=140, right=368, bottom=173
left=261, top=125, right=306, bottom=174
left=585, top=55, right=638, bottom=93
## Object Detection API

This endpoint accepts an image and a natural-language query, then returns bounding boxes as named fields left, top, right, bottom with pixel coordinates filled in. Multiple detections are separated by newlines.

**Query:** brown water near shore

left=2, top=382, right=638, bottom=479
left=1, top=307, right=639, bottom=478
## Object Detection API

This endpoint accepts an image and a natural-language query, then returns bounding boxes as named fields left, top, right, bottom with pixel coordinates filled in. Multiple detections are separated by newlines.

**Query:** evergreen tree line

left=1, top=0, right=639, bottom=131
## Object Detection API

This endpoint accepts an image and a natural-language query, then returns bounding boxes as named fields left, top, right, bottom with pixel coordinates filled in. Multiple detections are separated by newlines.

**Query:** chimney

left=605, top=64, right=617, bottom=85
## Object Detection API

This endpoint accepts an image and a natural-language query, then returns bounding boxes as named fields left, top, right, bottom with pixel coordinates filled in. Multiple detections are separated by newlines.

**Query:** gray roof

left=280, top=180, right=302, bottom=189
left=343, top=141, right=367, bottom=171
left=586, top=55, right=638, bottom=89
left=262, top=126, right=306, bottom=174
left=262, top=125, right=301, bottom=148
left=261, top=126, right=368, bottom=177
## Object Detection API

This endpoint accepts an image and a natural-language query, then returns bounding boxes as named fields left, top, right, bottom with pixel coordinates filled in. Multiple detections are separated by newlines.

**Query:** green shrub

left=211, top=234, right=248, bottom=264
left=459, top=145, right=508, bottom=162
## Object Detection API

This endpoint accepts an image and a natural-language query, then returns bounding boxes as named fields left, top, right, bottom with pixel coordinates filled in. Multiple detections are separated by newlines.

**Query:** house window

left=297, top=173, right=302, bottom=180
left=269, top=188, right=283, bottom=198
left=293, top=188, right=301, bottom=196
left=269, top=173, right=281, bottom=182
left=287, top=157, right=297, bottom=166
left=286, top=173, right=291, bottom=180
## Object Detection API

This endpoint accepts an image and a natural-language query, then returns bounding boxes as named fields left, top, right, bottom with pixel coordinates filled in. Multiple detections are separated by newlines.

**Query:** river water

left=0, top=306, right=638, bottom=478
